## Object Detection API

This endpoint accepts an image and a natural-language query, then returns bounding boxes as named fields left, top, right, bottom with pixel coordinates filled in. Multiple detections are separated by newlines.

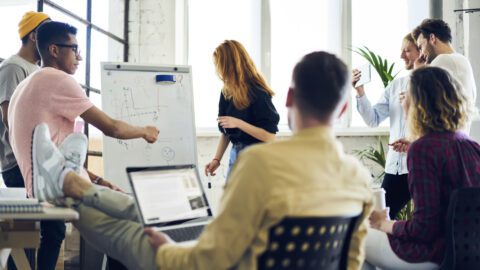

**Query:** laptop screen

left=129, top=166, right=210, bottom=226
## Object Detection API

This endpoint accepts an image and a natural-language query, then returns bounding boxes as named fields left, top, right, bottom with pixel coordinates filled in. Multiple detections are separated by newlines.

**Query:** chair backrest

left=257, top=215, right=360, bottom=270
left=441, top=187, right=480, bottom=270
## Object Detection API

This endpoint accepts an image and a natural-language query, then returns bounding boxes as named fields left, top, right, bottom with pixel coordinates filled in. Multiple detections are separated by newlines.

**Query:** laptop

left=127, top=165, right=213, bottom=242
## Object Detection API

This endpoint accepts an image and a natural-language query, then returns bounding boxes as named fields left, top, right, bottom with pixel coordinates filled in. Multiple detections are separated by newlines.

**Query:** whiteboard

left=100, top=62, right=197, bottom=192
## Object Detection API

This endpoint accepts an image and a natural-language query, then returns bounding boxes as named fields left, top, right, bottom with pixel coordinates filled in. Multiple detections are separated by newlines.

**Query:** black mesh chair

left=441, top=187, right=480, bottom=270
left=258, top=215, right=360, bottom=270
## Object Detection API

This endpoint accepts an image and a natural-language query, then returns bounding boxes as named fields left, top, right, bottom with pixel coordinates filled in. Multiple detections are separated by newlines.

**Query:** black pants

left=381, top=173, right=411, bottom=220
left=2, top=165, right=66, bottom=270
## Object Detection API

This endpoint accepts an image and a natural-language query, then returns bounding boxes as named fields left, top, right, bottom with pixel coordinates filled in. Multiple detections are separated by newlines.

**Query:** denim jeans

left=2, top=165, right=65, bottom=270
left=226, top=142, right=249, bottom=180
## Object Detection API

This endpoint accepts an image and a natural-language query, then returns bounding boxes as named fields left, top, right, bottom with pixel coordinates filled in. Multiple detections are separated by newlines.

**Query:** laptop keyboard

left=163, top=225, right=205, bottom=242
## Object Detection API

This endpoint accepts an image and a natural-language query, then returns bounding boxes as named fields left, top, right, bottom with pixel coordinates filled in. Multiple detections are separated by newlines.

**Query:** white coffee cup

left=372, top=188, right=386, bottom=211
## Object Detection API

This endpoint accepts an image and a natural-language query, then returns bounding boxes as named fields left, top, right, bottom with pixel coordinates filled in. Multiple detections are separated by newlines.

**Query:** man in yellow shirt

left=31, top=51, right=373, bottom=270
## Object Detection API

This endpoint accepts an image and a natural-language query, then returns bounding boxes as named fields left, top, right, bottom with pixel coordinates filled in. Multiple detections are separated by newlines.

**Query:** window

left=188, top=0, right=429, bottom=130
left=0, top=2, right=37, bottom=59
left=270, top=0, right=344, bottom=129
left=188, top=0, right=261, bottom=128
left=350, top=0, right=428, bottom=127
left=43, top=3, right=88, bottom=84
left=189, top=0, right=347, bottom=129
left=41, top=0, right=124, bottom=138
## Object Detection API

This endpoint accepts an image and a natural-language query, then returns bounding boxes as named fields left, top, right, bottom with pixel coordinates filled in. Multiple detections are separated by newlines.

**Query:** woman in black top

left=204, top=40, right=280, bottom=178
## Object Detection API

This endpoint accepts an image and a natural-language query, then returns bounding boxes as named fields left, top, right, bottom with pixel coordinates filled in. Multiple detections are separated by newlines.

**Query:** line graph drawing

left=101, top=64, right=197, bottom=192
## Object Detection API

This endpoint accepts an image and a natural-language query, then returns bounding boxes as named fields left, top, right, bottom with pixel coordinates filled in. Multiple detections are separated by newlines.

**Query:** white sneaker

left=32, top=123, right=66, bottom=201
left=59, top=133, right=88, bottom=173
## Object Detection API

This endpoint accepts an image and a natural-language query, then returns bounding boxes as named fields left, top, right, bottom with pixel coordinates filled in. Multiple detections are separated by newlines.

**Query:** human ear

left=285, top=87, right=294, bottom=107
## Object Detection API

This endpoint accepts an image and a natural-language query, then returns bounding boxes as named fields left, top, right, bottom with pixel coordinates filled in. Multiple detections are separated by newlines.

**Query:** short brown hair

left=292, top=52, right=349, bottom=121
left=412, top=19, right=452, bottom=43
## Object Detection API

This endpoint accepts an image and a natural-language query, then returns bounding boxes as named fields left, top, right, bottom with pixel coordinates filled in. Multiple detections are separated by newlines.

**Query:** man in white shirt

left=352, top=34, right=419, bottom=219
left=412, top=18, right=477, bottom=134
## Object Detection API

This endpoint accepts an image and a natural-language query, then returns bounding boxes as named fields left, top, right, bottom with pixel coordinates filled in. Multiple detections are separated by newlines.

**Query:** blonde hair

left=213, top=40, right=274, bottom=110
left=407, top=67, right=472, bottom=139
left=404, top=33, right=418, bottom=50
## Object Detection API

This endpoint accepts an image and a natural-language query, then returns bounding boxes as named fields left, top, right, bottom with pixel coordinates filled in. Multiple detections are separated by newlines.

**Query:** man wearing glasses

left=7, top=21, right=160, bottom=269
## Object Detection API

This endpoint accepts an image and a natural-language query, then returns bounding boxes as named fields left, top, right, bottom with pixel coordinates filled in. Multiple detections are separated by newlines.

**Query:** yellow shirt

left=157, top=126, right=373, bottom=270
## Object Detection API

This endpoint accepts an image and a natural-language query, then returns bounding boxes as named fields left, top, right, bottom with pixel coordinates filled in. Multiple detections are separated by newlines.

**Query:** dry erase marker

left=156, top=74, right=176, bottom=84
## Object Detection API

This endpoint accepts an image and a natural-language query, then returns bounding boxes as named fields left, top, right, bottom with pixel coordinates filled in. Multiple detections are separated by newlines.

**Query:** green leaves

left=352, top=139, right=386, bottom=179
left=353, top=138, right=414, bottom=221
left=352, top=46, right=399, bottom=87
left=396, top=200, right=414, bottom=221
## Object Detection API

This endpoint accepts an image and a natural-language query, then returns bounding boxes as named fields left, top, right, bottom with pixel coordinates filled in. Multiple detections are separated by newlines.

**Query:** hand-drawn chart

left=101, top=63, right=197, bottom=191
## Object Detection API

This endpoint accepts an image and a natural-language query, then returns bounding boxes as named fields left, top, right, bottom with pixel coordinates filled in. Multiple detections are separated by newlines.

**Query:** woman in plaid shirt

left=362, top=66, right=480, bottom=270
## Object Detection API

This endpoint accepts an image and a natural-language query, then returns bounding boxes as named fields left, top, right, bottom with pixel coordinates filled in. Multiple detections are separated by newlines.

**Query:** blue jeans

left=226, top=143, right=249, bottom=180
left=2, top=165, right=65, bottom=270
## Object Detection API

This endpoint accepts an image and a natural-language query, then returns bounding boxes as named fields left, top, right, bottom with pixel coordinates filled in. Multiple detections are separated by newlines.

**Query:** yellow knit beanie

left=18, top=11, right=50, bottom=39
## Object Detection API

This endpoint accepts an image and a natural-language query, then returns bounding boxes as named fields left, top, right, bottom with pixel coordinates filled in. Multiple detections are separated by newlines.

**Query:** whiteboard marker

left=156, top=74, right=176, bottom=84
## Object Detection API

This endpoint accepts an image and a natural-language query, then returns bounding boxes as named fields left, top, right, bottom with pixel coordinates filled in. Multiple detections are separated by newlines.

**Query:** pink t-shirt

left=8, top=67, right=93, bottom=197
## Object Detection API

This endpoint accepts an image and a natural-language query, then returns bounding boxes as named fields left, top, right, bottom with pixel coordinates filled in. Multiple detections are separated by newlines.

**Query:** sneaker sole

left=31, top=126, right=36, bottom=198
left=31, top=124, right=46, bottom=200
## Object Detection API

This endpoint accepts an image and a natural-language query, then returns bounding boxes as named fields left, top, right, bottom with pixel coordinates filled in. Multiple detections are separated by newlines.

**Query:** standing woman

left=205, top=40, right=279, bottom=178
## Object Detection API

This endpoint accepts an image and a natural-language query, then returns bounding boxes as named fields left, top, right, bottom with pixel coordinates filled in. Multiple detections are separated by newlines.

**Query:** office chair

left=441, top=187, right=480, bottom=270
left=258, top=215, right=360, bottom=270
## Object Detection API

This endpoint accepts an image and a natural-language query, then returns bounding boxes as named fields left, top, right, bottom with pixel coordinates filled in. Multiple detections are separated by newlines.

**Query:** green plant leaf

left=351, top=46, right=400, bottom=87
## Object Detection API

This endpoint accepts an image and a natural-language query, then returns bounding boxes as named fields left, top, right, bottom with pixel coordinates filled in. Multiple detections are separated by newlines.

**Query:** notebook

left=0, top=198, right=44, bottom=213
left=127, top=165, right=213, bottom=242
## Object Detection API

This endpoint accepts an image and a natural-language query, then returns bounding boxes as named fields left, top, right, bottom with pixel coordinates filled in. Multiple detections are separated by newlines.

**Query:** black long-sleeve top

left=217, top=86, right=279, bottom=145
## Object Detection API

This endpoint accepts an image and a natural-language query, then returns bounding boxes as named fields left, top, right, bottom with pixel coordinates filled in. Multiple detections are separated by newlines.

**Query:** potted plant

left=352, top=138, right=386, bottom=186
left=353, top=138, right=413, bottom=220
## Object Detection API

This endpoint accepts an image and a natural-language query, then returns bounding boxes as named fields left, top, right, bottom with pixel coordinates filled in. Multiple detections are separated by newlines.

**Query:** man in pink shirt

left=8, top=21, right=159, bottom=269
left=9, top=21, right=159, bottom=197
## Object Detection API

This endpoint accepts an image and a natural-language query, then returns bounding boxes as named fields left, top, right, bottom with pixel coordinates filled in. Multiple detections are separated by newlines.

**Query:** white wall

left=444, top=0, right=480, bottom=141
left=126, top=0, right=176, bottom=63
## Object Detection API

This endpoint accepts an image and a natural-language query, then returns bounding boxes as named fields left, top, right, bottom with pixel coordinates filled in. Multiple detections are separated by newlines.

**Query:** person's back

left=393, top=131, right=480, bottom=263
left=0, top=55, right=37, bottom=175
left=416, top=132, right=480, bottom=191
left=9, top=67, right=93, bottom=197
left=215, top=126, right=372, bottom=269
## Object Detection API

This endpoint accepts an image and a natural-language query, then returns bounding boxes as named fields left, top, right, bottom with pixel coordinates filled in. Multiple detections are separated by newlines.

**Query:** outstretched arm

left=80, top=106, right=159, bottom=143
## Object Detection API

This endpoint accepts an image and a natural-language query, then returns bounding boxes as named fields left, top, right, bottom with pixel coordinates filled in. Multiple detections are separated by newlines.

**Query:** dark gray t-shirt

left=0, top=55, right=38, bottom=172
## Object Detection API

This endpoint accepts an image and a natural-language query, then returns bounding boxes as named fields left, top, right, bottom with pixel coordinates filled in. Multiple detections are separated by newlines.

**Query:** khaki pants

left=72, top=186, right=157, bottom=270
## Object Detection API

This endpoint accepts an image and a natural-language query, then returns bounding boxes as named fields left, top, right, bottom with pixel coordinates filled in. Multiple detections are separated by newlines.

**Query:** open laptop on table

left=127, top=165, right=213, bottom=243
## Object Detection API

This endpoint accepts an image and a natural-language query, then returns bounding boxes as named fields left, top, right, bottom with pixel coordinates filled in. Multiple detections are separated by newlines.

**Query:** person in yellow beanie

left=0, top=11, right=50, bottom=270
left=18, top=11, right=50, bottom=40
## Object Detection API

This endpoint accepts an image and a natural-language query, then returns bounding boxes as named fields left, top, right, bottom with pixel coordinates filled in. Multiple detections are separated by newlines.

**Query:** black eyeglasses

left=54, top=43, right=80, bottom=56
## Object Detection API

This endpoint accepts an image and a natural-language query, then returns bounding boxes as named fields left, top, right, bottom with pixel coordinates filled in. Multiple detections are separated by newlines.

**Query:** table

left=0, top=207, right=78, bottom=270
